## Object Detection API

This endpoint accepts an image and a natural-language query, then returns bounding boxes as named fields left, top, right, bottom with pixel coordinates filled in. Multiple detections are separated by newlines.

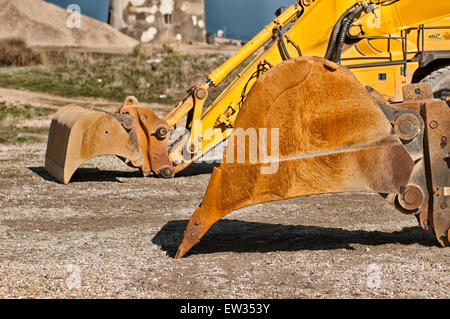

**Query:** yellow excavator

left=45, top=0, right=450, bottom=256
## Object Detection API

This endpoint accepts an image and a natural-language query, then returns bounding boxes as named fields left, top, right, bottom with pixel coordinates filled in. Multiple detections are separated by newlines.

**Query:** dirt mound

left=0, top=0, right=139, bottom=53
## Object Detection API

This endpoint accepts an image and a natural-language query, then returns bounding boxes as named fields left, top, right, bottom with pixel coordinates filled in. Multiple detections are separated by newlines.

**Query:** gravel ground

left=0, top=143, right=448, bottom=298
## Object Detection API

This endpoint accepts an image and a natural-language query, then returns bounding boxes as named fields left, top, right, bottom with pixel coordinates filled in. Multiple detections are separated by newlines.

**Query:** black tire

left=420, top=65, right=450, bottom=104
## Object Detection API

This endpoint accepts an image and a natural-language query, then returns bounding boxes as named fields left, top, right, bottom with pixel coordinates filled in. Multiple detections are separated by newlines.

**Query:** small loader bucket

left=45, top=105, right=143, bottom=184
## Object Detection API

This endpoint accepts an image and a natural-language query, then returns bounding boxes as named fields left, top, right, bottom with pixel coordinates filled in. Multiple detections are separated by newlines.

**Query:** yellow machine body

left=43, top=1, right=450, bottom=253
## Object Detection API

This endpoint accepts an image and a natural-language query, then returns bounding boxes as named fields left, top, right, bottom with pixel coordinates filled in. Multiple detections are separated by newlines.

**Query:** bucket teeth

left=45, top=105, right=143, bottom=184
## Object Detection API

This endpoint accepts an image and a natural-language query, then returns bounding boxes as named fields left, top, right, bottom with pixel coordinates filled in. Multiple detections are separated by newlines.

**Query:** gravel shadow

left=174, top=162, right=220, bottom=177
left=29, top=161, right=220, bottom=183
left=152, top=219, right=438, bottom=258
left=28, top=166, right=142, bottom=183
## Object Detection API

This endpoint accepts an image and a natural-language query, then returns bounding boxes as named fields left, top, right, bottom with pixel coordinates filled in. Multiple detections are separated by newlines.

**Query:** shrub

left=0, top=38, right=44, bottom=67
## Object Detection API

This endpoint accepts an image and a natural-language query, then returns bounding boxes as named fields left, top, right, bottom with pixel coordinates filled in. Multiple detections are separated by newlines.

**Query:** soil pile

left=0, top=0, right=138, bottom=52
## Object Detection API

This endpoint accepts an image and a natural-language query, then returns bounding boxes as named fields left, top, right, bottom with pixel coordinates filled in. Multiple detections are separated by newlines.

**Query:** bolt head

left=400, top=120, right=412, bottom=133
left=155, top=127, right=168, bottom=140
left=404, top=190, right=418, bottom=205
left=398, top=185, right=424, bottom=211
left=122, top=117, right=134, bottom=130
left=159, top=167, right=173, bottom=179
left=429, top=120, right=438, bottom=129
left=394, top=114, right=420, bottom=141
left=195, top=88, right=207, bottom=100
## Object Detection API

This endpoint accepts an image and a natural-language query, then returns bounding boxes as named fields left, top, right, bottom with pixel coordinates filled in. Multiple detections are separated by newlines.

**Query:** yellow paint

left=163, top=0, right=450, bottom=168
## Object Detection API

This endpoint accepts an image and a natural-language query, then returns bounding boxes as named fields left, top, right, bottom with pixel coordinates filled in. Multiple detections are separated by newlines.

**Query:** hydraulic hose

left=333, top=6, right=364, bottom=63
left=277, top=29, right=292, bottom=60
left=324, top=6, right=358, bottom=61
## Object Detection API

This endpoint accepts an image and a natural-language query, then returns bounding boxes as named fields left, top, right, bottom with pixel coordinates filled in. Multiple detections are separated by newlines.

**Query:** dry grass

left=0, top=38, right=44, bottom=67
left=0, top=50, right=251, bottom=104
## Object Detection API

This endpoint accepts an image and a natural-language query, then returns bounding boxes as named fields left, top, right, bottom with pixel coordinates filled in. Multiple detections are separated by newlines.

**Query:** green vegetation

left=0, top=51, right=248, bottom=104
left=0, top=133, right=41, bottom=144
left=0, top=102, right=55, bottom=144
left=0, top=49, right=252, bottom=144
left=0, top=103, right=54, bottom=122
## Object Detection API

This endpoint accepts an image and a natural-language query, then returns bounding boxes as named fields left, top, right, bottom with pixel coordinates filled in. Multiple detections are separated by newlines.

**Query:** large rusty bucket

left=175, top=57, right=417, bottom=258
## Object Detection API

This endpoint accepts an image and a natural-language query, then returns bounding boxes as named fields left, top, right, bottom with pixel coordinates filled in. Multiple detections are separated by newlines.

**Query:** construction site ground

left=1, top=0, right=447, bottom=301
left=0, top=89, right=448, bottom=298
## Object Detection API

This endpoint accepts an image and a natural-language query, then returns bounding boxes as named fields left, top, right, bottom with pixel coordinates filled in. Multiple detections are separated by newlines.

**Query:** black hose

left=324, top=7, right=357, bottom=61
left=275, top=1, right=304, bottom=61
left=333, top=17, right=355, bottom=63
left=277, top=30, right=291, bottom=60
left=332, top=6, right=364, bottom=63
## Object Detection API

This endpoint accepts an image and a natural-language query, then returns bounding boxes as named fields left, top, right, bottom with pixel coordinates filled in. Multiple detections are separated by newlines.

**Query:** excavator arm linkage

left=44, top=0, right=449, bottom=251
left=175, top=57, right=449, bottom=257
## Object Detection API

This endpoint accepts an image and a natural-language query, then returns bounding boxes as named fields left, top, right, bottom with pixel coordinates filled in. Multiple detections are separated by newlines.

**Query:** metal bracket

left=369, top=86, right=428, bottom=214
left=423, top=100, right=450, bottom=246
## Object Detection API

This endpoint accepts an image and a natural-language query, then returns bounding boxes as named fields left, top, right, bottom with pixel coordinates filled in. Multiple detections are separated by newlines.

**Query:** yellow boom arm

left=156, top=0, right=450, bottom=174
left=45, top=0, right=450, bottom=183
left=173, top=0, right=450, bottom=257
